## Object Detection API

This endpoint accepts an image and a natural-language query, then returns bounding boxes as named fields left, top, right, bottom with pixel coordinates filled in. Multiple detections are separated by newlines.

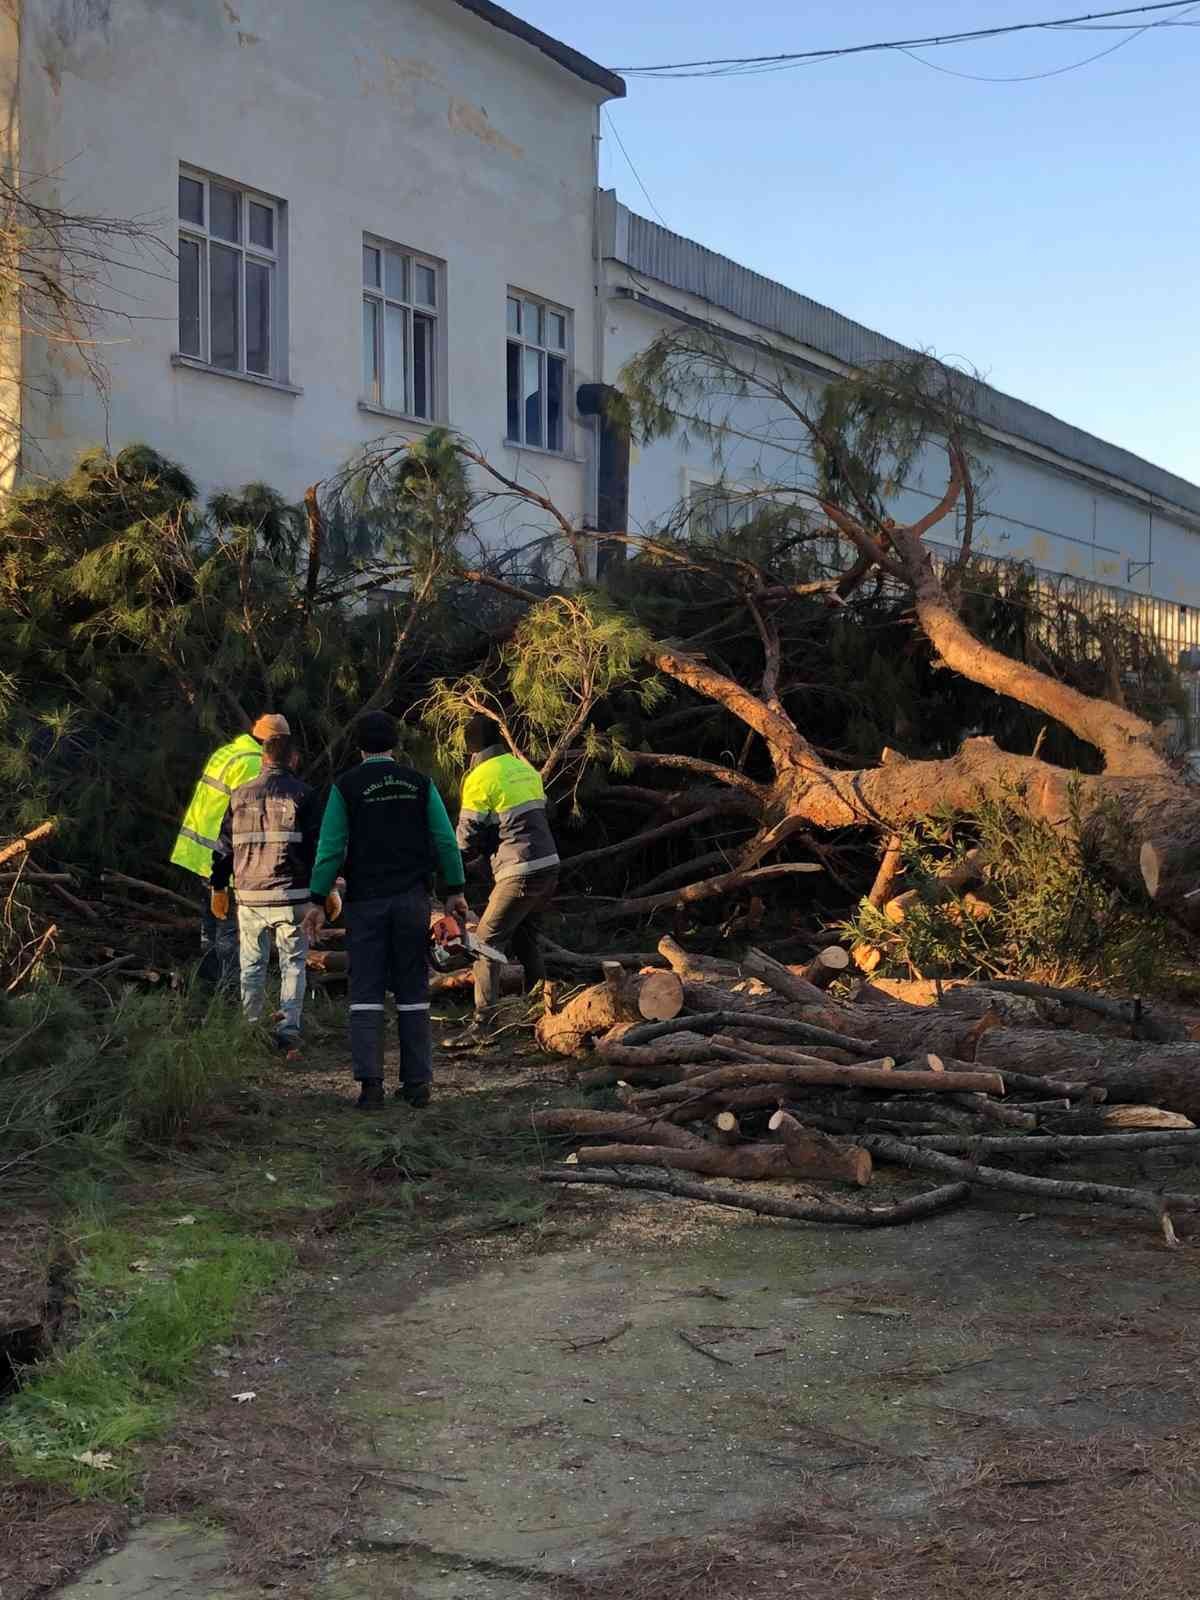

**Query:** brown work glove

left=210, top=889, right=230, bottom=921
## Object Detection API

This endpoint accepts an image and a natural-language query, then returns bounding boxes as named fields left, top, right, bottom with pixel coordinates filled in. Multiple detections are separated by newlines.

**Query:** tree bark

left=901, top=1130, right=1200, bottom=1155
left=619, top=1010, right=875, bottom=1054
left=572, top=1137, right=870, bottom=1186
left=535, top=970, right=684, bottom=1057
left=975, top=1028, right=1200, bottom=1120
left=629, top=1061, right=1004, bottom=1103
left=768, top=1109, right=872, bottom=1186
left=530, top=1109, right=706, bottom=1150
left=542, top=1168, right=970, bottom=1228
left=741, top=945, right=830, bottom=1008
left=657, top=935, right=742, bottom=983
left=800, top=946, right=851, bottom=989
left=883, top=848, right=987, bottom=924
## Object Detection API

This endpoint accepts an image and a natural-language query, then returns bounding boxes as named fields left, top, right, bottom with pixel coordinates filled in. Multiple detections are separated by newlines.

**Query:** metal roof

left=450, top=1, right=625, bottom=98
left=601, top=192, right=1200, bottom=520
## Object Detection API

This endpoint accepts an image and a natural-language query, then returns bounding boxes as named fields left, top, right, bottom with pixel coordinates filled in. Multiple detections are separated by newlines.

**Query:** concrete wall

left=603, top=277, right=1200, bottom=647
left=15, top=0, right=606, bottom=543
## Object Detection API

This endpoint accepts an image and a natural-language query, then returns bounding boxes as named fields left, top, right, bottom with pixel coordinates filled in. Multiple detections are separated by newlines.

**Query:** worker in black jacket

left=303, top=711, right=467, bottom=1111
left=211, top=734, right=323, bottom=1050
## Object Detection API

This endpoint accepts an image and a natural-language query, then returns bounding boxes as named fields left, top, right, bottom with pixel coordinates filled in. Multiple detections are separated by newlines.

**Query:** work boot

left=355, top=1080, right=386, bottom=1112
left=398, top=1082, right=431, bottom=1109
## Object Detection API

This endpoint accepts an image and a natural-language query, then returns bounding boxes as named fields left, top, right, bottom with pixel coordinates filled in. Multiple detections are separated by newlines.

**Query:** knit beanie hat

left=251, top=714, right=291, bottom=739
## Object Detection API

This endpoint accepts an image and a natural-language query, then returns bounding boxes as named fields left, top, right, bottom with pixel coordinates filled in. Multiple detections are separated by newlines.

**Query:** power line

left=900, top=0, right=1200, bottom=81
left=616, top=1, right=1198, bottom=77
left=603, top=110, right=669, bottom=227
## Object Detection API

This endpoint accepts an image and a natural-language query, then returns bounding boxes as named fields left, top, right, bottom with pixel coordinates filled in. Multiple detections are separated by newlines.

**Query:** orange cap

left=251, top=714, right=291, bottom=739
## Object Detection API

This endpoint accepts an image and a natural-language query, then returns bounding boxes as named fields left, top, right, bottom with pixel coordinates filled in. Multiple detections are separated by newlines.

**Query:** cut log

left=768, top=1109, right=872, bottom=1186
left=657, top=935, right=742, bottom=983
left=860, top=1133, right=1200, bottom=1227
left=975, top=1028, right=1200, bottom=1121
left=541, top=1169, right=970, bottom=1228
left=1038, top=1104, right=1196, bottom=1135
left=430, top=961, right=522, bottom=995
left=630, top=1062, right=1004, bottom=1105
left=971, top=1067, right=1105, bottom=1104
left=949, top=1092, right=1038, bottom=1131
left=714, top=1111, right=742, bottom=1147
left=619, top=1011, right=875, bottom=1054
left=851, top=944, right=883, bottom=974
left=707, top=1033, right=859, bottom=1068
left=800, top=945, right=852, bottom=989
left=902, top=1130, right=1200, bottom=1155
left=680, top=980, right=760, bottom=1014
left=595, top=1031, right=728, bottom=1068
left=883, top=848, right=987, bottom=924
left=535, top=970, right=684, bottom=1057
left=741, top=946, right=830, bottom=1008
left=530, top=1109, right=706, bottom=1150
left=574, top=1136, right=870, bottom=1186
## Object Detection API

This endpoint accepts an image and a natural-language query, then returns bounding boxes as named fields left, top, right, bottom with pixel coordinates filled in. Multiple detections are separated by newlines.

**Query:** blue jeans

left=236, top=903, right=308, bottom=1035
left=200, top=896, right=240, bottom=989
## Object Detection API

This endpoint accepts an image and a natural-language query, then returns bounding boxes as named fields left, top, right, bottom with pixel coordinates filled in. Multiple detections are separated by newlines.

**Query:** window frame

left=177, top=167, right=284, bottom=381
left=505, top=290, right=572, bottom=454
left=360, top=235, right=443, bottom=423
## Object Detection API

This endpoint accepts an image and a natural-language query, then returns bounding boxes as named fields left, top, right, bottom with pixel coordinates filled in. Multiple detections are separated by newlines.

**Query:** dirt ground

left=9, top=1013, right=1200, bottom=1600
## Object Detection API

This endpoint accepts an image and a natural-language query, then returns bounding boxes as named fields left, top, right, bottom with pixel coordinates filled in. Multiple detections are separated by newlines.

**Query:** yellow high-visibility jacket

left=169, top=733, right=262, bottom=879
left=456, top=745, right=559, bottom=882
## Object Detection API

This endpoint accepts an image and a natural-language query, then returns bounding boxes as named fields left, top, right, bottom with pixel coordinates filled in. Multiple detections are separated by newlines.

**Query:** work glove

left=324, top=889, right=343, bottom=923
left=210, top=889, right=230, bottom=921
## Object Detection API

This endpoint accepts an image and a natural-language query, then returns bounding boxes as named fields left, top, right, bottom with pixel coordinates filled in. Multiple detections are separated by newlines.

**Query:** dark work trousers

left=347, top=889, right=433, bottom=1086
left=472, top=868, right=559, bottom=1015
left=199, top=890, right=239, bottom=991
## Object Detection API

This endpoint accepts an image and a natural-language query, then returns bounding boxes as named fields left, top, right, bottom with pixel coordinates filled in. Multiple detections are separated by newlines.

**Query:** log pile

left=535, top=936, right=1200, bottom=1246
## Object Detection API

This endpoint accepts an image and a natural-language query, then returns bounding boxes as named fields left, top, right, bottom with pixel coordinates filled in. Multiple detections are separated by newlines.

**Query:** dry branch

left=0, top=823, right=55, bottom=869
left=542, top=1168, right=970, bottom=1228
left=530, top=1109, right=705, bottom=1150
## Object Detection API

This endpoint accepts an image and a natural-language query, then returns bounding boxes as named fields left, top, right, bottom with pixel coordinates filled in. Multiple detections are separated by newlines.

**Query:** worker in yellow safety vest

left=170, top=713, right=291, bottom=985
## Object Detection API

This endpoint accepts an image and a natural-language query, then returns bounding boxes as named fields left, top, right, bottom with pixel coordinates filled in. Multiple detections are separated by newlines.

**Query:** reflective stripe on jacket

left=212, top=767, right=322, bottom=905
left=169, top=733, right=262, bottom=879
left=456, top=745, right=559, bottom=883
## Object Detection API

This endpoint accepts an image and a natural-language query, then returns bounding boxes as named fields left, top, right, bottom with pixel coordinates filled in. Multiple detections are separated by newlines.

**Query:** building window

left=688, top=480, right=761, bottom=539
left=178, top=169, right=281, bottom=378
left=506, top=293, right=569, bottom=452
left=362, top=239, right=440, bottom=419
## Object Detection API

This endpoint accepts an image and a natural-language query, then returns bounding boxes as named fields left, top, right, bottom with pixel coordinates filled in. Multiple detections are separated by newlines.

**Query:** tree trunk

left=535, top=970, right=683, bottom=1057
left=630, top=1061, right=1004, bottom=1103
left=800, top=945, right=851, bottom=989
left=975, top=1028, right=1200, bottom=1120
left=741, top=945, right=829, bottom=1008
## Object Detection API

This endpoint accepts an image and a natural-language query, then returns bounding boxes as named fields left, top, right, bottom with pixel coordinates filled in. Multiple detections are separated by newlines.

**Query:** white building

left=598, top=191, right=1200, bottom=668
left=3, top=0, right=623, bottom=546
left=6, top=0, right=1200, bottom=681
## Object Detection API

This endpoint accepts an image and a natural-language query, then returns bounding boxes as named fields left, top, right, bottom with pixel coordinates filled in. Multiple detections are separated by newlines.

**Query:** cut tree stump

left=535, top=969, right=684, bottom=1057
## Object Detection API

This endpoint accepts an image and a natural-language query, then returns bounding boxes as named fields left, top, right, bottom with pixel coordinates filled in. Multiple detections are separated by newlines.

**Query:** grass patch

left=0, top=1203, right=290, bottom=1498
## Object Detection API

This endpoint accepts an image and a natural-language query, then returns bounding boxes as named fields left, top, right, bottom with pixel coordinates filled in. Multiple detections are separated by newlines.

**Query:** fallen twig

left=677, top=1328, right=735, bottom=1366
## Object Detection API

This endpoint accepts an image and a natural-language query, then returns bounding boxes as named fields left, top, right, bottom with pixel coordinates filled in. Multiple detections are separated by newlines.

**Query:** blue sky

left=521, top=1, right=1200, bottom=483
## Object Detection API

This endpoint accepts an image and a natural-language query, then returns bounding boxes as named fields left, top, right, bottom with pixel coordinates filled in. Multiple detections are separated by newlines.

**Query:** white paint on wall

left=12, top=0, right=613, bottom=547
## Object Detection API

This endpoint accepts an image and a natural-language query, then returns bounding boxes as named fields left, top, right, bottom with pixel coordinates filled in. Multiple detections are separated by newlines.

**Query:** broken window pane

left=178, top=236, right=201, bottom=355
left=246, top=259, right=270, bottom=375
left=179, top=176, right=204, bottom=227
left=210, top=185, right=240, bottom=243
left=248, top=202, right=274, bottom=251
left=547, top=355, right=564, bottom=452
left=210, top=243, right=239, bottom=369
left=413, top=314, right=433, bottom=418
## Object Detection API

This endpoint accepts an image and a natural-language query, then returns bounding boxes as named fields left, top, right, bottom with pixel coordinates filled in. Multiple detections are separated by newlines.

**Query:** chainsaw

left=428, top=913, right=507, bottom=974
